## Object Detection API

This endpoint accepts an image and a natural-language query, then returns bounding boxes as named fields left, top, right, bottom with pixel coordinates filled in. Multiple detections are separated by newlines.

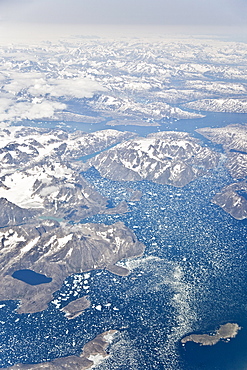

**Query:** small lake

left=12, top=269, right=52, bottom=285
left=76, top=142, right=120, bottom=162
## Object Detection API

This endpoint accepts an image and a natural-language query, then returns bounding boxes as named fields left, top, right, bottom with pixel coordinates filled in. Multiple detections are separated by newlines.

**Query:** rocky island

left=61, top=296, right=91, bottom=319
left=183, top=98, right=247, bottom=113
left=181, top=323, right=241, bottom=346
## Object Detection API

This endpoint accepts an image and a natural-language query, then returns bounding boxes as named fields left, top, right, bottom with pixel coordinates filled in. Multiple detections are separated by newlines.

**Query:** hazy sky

left=0, top=0, right=246, bottom=27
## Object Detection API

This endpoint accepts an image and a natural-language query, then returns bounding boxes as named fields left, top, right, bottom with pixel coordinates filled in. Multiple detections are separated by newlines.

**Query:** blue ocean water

left=2, top=114, right=247, bottom=369
left=14, top=112, right=247, bottom=137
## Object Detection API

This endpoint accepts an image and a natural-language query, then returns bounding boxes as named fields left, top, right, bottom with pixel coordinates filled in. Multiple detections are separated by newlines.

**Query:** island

left=128, top=189, right=143, bottom=202
left=183, top=98, right=247, bottom=113
left=61, top=296, right=91, bottom=320
left=4, top=330, right=117, bottom=369
left=181, top=323, right=241, bottom=346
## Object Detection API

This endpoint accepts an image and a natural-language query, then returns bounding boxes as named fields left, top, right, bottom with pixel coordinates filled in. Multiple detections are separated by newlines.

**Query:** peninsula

left=4, top=330, right=117, bottom=369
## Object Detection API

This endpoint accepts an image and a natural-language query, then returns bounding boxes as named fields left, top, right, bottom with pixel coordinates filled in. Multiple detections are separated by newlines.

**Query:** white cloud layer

left=4, top=72, right=44, bottom=95
left=0, top=98, right=66, bottom=122
left=4, top=72, right=105, bottom=99
left=28, top=77, right=105, bottom=99
left=0, top=71, right=106, bottom=123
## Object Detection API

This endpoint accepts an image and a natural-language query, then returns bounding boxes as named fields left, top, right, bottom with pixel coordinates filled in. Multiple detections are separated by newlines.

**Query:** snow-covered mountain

left=88, top=131, right=219, bottom=187
left=0, top=126, right=136, bottom=174
left=0, top=159, right=108, bottom=220
left=197, top=124, right=247, bottom=179
left=1, top=37, right=247, bottom=126
left=183, top=98, right=247, bottom=113
left=88, top=94, right=204, bottom=120
left=197, top=124, right=247, bottom=153
left=0, top=198, right=34, bottom=227
left=0, top=127, right=137, bottom=221
left=1, top=34, right=247, bottom=370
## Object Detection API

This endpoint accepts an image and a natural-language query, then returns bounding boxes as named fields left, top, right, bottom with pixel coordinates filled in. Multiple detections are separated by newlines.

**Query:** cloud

left=4, top=72, right=46, bottom=95
left=0, top=71, right=106, bottom=123
left=0, top=98, right=66, bottom=122
left=3, top=71, right=106, bottom=99
left=28, top=77, right=106, bottom=99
